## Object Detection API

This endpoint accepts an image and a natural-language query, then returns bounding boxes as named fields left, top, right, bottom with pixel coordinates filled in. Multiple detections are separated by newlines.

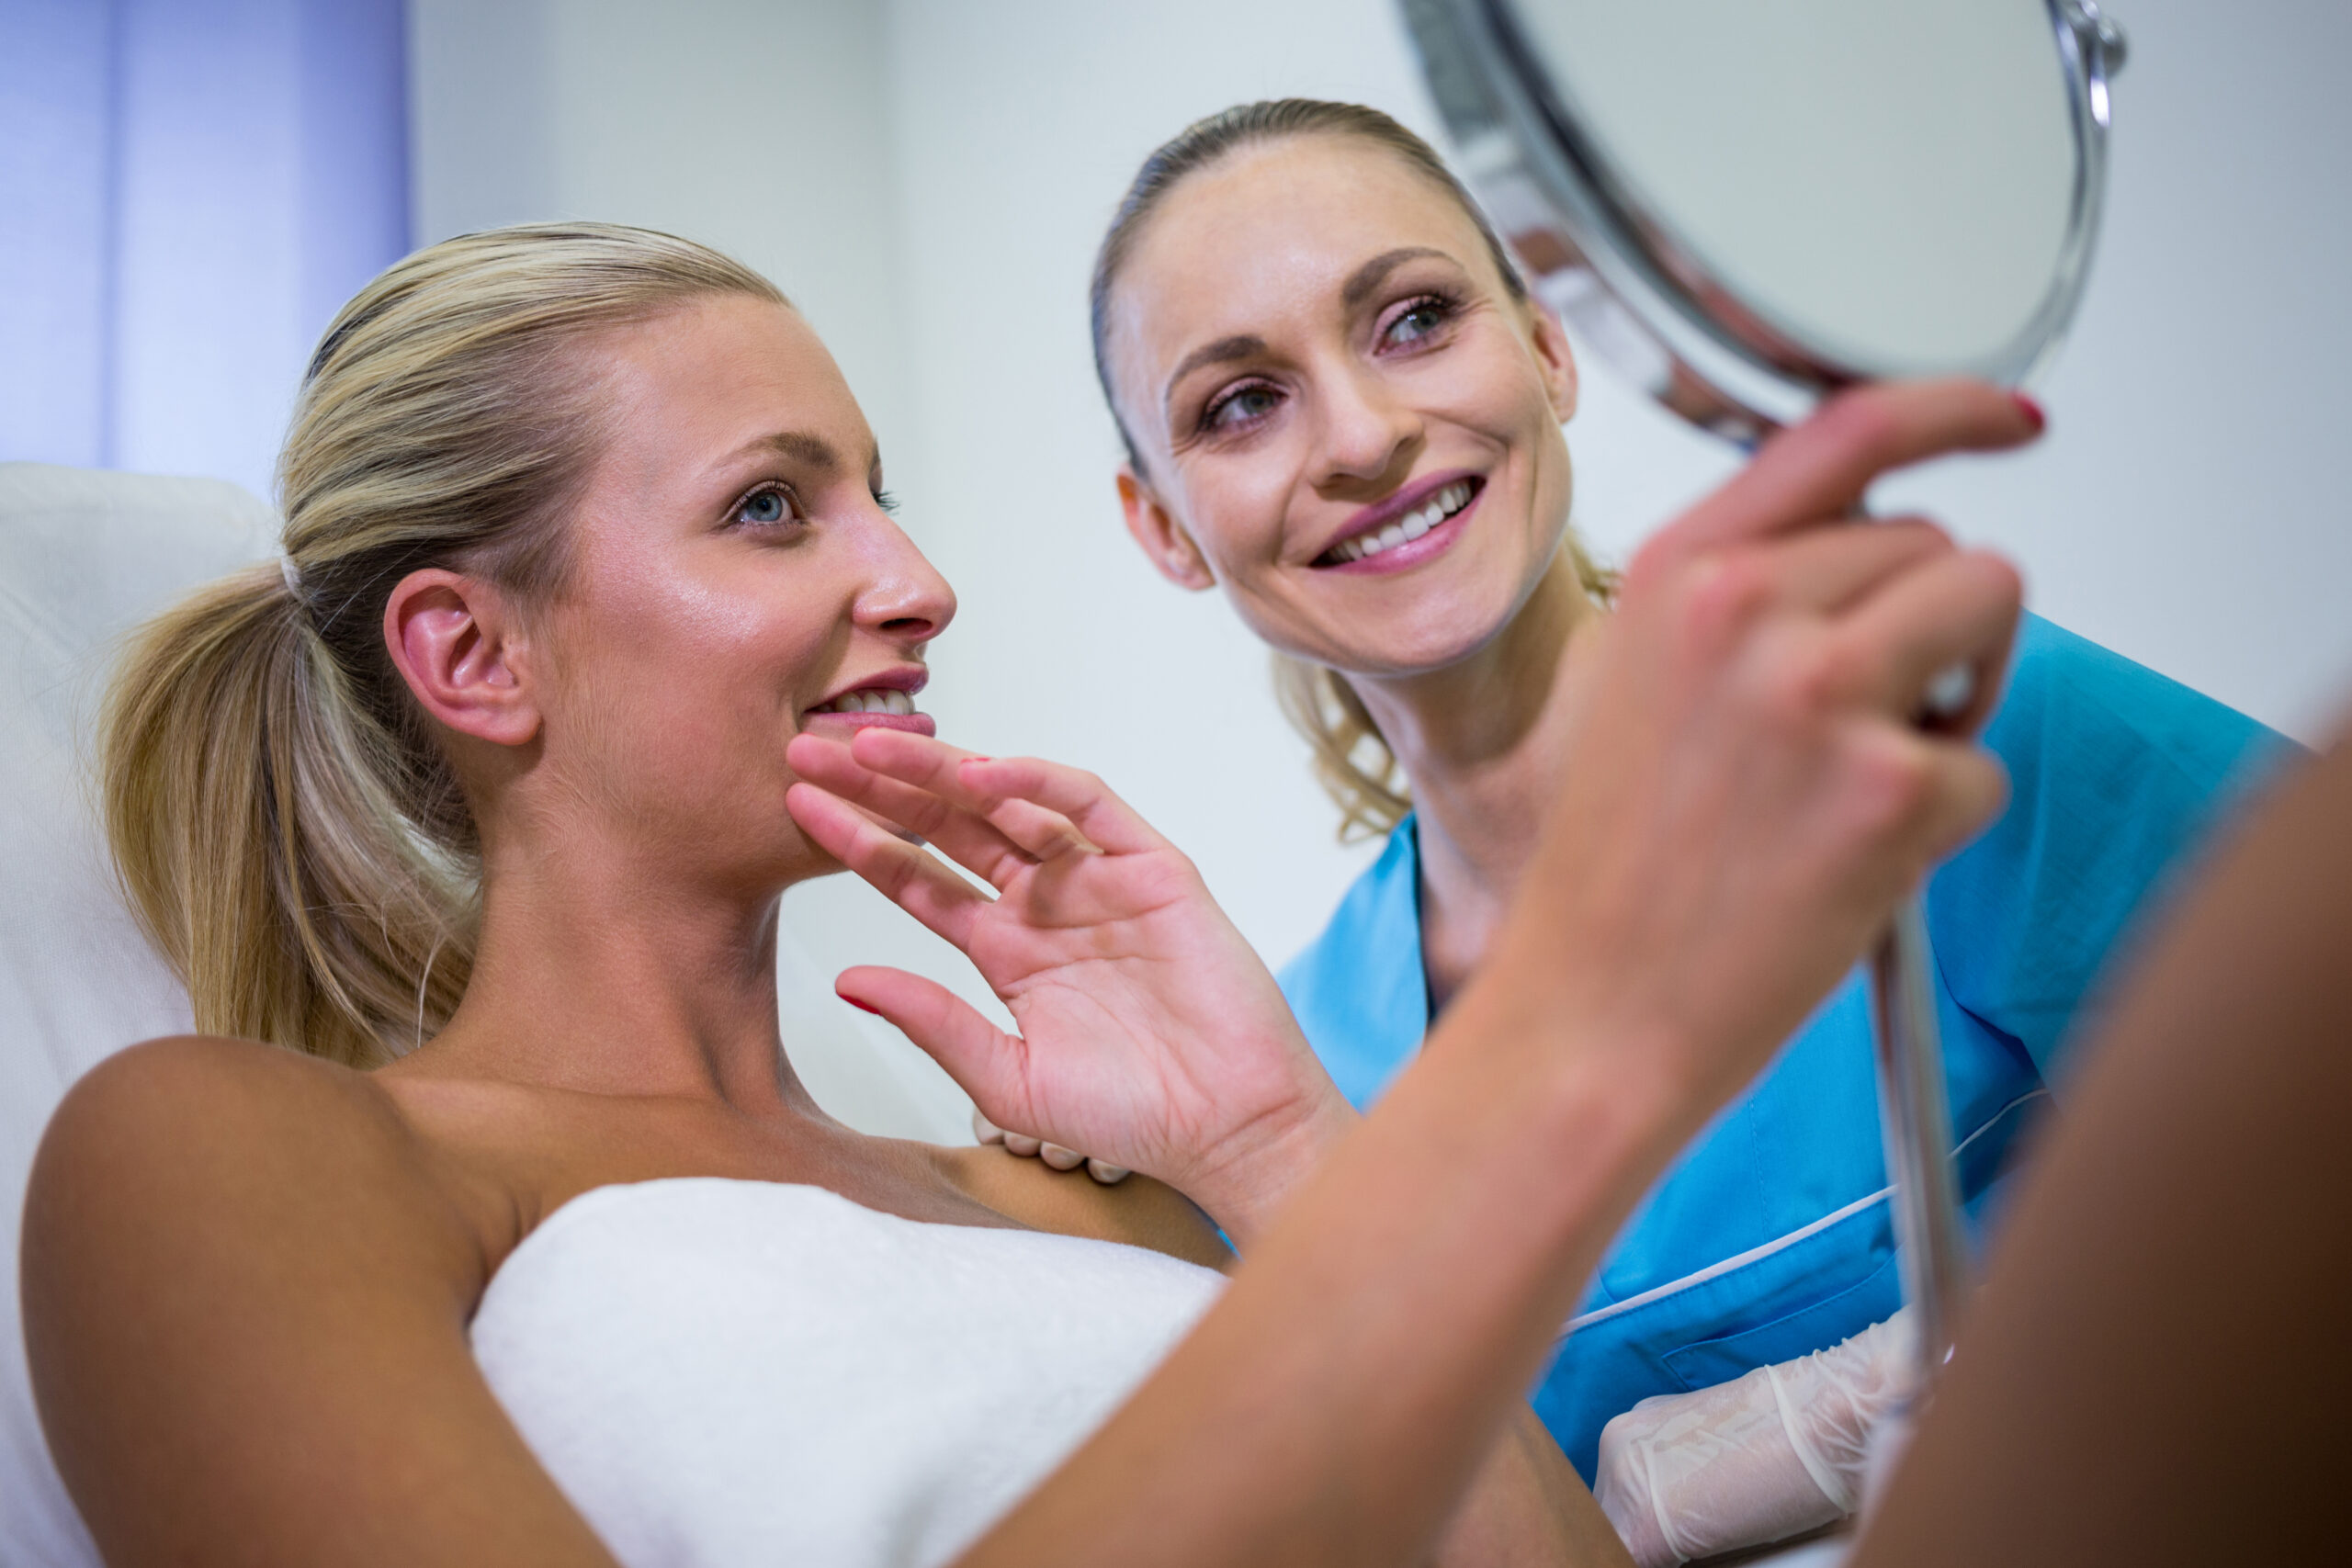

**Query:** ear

left=1117, top=467, right=1217, bottom=592
left=1527, top=300, right=1580, bottom=424
left=382, top=569, right=540, bottom=748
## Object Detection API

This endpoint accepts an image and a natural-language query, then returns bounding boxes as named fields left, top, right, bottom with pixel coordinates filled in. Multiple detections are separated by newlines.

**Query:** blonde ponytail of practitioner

left=98, top=223, right=785, bottom=1066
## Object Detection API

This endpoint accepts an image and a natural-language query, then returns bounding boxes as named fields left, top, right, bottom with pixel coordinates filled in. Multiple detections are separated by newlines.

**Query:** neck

left=1349, top=554, right=1600, bottom=1009
left=416, top=824, right=821, bottom=1119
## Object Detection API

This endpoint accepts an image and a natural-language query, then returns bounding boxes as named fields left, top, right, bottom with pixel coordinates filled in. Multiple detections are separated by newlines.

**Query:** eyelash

left=1377, top=290, right=1463, bottom=351
left=1193, top=289, right=1465, bottom=437
left=730, top=482, right=804, bottom=529
left=729, top=483, right=901, bottom=526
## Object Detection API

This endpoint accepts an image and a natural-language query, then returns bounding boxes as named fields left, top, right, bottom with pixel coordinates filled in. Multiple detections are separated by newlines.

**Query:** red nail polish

left=842, top=996, right=882, bottom=1016
left=2011, top=392, right=2047, bottom=434
left=960, top=755, right=992, bottom=765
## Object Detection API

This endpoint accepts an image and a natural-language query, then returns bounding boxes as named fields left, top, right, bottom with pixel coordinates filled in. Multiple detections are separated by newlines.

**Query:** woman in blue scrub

left=1080, top=99, right=2286, bottom=1527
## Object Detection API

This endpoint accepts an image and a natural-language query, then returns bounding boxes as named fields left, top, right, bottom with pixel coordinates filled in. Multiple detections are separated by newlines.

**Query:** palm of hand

left=961, top=845, right=1303, bottom=1176
left=783, top=731, right=1337, bottom=1199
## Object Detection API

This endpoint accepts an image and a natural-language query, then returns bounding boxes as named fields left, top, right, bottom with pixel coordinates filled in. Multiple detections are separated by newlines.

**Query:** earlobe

left=1117, top=468, right=1217, bottom=592
left=382, top=570, right=541, bottom=748
left=1530, top=303, right=1580, bottom=423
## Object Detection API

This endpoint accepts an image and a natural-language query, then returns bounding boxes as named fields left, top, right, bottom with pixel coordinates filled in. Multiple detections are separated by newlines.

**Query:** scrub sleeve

left=1277, top=615, right=2292, bottom=1480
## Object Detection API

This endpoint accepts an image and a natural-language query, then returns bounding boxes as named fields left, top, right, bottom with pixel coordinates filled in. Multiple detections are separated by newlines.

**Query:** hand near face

left=784, top=731, right=1354, bottom=1246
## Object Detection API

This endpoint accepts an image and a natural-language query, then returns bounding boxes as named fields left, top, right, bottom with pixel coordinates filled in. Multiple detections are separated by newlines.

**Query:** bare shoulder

left=29, top=1034, right=488, bottom=1295
left=940, top=1144, right=1232, bottom=1273
left=24, top=1037, right=610, bottom=1565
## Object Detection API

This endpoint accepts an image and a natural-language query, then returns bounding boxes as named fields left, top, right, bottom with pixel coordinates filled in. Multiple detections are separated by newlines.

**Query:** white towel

left=471, top=1177, right=1226, bottom=1568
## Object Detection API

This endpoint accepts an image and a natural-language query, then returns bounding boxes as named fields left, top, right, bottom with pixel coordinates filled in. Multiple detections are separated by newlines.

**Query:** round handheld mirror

left=1402, top=0, right=2125, bottom=442
left=1397, top=0, right=2126, bottom=1409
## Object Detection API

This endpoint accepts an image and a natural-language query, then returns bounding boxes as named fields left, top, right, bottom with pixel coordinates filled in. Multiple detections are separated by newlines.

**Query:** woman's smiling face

left=1105, top=135, right=1580, bottom=678
left=522, top=294, right=957, bottom=891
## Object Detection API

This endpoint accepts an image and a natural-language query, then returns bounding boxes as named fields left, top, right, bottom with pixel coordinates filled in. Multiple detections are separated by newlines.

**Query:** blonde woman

left=1084, top=100, right=2292, bottom=1553
left=25, top=221, right=2061, bottom=1565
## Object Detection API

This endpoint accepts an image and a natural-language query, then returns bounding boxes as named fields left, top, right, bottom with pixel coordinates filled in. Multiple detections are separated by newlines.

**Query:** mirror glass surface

left=1498, top=0, right=2077, bottom=377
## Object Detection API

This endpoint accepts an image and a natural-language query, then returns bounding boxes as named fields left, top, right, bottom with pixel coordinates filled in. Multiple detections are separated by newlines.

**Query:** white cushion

left=0, top=461, right=277, bottom=1565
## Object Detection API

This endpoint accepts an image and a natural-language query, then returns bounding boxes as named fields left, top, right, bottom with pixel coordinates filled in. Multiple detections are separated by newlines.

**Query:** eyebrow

left=1161, top=334, right=1269, bottom=416
left=1340, top=246, right=1454, bottom=310
left=723, top=430, right=883, bottom=479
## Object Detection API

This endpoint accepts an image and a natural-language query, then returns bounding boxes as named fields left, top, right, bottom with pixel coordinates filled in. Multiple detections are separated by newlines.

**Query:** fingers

left=1645, top=379, right=2042, bottom=570
left=971, top=1107, right=1131, bottom=1184
left=943, top=752, right=1166, bottom=857
left=1752, top=517, right=1954, bottom=616
left=1878, top=728, right=2014, bottom=875
left=1835, top=547, right=2024, bottom=738
left=786, top=783, right=989, bottom=949
left=845, top=728, right=1168, bottom=860
left=786, top=733, right=1035, bottom=887
left=834, top=964, right=1022, bottom=1107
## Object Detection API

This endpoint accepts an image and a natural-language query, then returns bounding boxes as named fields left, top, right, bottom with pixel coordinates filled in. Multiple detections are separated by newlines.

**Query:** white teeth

left=819, top=687, right=919, bottom=716
left=1329, top=481, right=1476, bottom=564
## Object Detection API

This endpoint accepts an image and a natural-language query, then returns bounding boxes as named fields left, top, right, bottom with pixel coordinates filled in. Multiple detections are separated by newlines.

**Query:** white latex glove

left=1594, top=1308, right=1917, bottom=1566
left=971, top=1106, right=1129, bottom=1184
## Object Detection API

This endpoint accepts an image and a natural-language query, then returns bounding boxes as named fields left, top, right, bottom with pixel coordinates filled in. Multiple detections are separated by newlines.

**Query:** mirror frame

left=1400, top=0, right=2128, bottom=443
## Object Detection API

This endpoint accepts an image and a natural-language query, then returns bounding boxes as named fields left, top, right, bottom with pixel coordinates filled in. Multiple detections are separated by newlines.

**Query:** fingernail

left=2011, top=392, right=2046, bottom=434
left=841, top=995, right=881, bottom=1016
left=960, top=755, right=993, bottom=765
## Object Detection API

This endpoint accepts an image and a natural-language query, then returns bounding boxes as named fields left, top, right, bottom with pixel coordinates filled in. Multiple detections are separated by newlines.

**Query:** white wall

left=410, top=0, right=2352, bottom=1132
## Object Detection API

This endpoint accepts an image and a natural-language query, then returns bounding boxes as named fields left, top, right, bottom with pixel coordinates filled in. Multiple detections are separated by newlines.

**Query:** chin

left=1328, top=597, right=1526, bottom=679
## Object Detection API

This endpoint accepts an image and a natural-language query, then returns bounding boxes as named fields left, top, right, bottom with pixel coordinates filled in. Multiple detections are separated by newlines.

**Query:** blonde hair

left=99, top=223, right=786, bottom=1066
left=1269, top=535, right=1618, bottom=842
left=1091, top=100, right=1616, bottom=840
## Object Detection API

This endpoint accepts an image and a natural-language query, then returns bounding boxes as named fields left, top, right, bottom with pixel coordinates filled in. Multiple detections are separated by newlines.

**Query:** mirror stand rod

left=1869, top=894, right=1973, bottom=1404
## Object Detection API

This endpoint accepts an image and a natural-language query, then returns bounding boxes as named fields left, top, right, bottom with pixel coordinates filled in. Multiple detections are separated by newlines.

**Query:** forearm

left=956, top=968, right=1689, bottom=1568
left=1433, top=1407, right=1635, bottom=1568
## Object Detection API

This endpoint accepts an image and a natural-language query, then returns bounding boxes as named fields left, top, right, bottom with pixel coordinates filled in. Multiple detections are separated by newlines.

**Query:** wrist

left=1413, top=956, right=1703, bottom=1250
left=1181, top=1079, right=1361, bottom=1251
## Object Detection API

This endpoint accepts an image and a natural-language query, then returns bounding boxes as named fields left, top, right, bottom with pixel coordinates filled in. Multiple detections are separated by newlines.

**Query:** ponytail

left=99, top=561, right=472, bottom=1066
left=98, top=223, right=786, bottom=1062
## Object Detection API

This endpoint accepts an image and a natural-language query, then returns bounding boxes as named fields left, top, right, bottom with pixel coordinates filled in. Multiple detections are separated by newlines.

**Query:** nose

left=851, top=506, right=956, bottom=649
left=1312, top=358, right=1423, bottom=492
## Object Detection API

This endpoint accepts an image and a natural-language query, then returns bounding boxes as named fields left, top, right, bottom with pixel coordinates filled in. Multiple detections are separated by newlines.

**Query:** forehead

left=589, top=294, right=874, bottom=486
left=1110, top=137, right=1496, bottom=382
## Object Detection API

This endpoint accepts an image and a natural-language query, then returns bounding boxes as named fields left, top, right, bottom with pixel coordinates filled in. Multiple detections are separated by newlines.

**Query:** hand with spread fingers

left=783, top=730, right=1355, bottom=1247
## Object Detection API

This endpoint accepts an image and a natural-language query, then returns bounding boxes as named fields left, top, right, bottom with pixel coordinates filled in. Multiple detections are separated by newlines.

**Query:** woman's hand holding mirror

left=1476, top=379, right=2037, bottom=1131
left=783, top=730, right=1355, bottom=1247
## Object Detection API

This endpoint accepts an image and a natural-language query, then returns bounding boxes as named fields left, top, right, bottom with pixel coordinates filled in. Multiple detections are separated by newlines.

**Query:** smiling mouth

left=808, top=687, right=920, bottom=717
left=1316, top=479, right=1480, bottom=566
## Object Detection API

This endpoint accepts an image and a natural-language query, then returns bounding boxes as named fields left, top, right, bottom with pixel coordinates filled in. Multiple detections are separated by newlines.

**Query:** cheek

left=549, top=568, right=827, bottom=791
left=1178, top=450, right=1305, bottom=580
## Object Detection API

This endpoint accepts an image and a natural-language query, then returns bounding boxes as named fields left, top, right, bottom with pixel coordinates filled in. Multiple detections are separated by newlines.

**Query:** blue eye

left=1386, top=300, right=1450, bottom=346
left=734, top=487, right=795, bottom=526
left=1204, top=383, right=1282, bottom=432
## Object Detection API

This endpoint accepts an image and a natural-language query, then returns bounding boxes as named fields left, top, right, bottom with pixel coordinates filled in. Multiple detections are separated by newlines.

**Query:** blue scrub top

left=1277, top=615, right=2289, bottom=1480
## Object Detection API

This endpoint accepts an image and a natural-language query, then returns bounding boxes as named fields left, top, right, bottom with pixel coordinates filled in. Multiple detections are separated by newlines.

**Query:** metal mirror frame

left=1398, top=0, right=2130, bottom=1416
left=1401, top=0, right=2128, bottom=444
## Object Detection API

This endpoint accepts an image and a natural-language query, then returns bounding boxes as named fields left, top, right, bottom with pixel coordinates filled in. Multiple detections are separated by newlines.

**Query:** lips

left=1312, top=473, right=1485, bottom=572
left=802, top=671, right=936, bottom=737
